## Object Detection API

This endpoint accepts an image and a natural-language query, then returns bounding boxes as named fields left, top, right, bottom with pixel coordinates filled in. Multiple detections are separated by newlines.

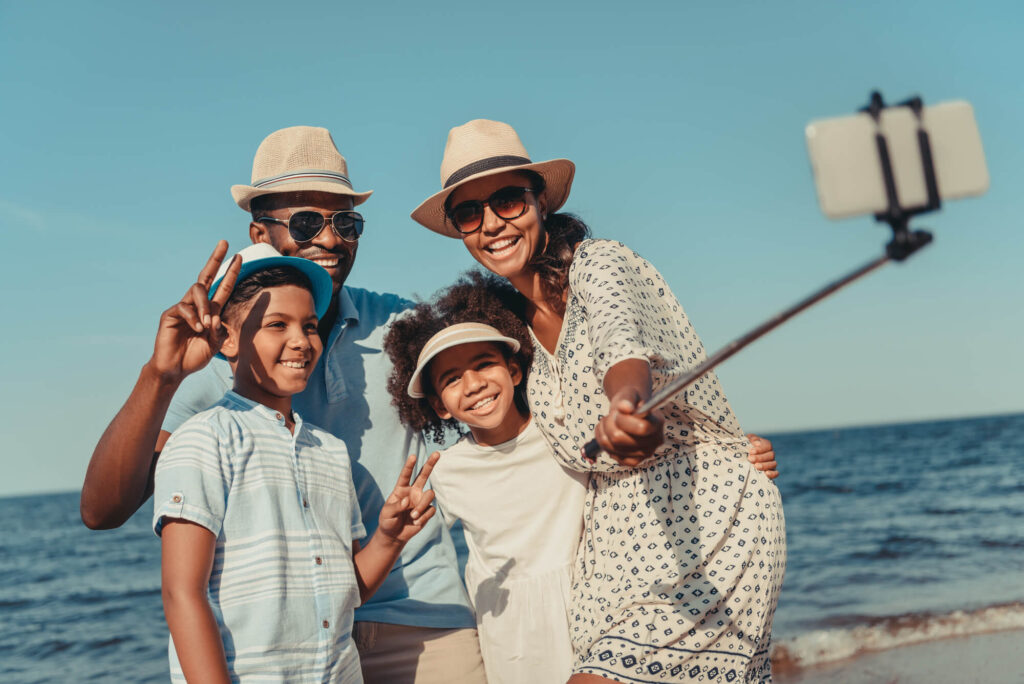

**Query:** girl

left=409, top=120, right=786, bottom=683
left=383, top=273, right=587, bottom=684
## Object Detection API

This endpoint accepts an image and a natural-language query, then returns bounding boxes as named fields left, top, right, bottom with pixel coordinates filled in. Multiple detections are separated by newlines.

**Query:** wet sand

left=773, top=629, right=1024, bottom=683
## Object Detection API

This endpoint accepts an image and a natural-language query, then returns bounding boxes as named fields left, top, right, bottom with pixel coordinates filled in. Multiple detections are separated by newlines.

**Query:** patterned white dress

left=526, top=239, right=786, bottom=683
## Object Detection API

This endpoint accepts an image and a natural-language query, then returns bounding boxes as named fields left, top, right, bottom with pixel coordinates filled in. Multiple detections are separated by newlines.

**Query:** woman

left=410, top=120, right=786, bottom=683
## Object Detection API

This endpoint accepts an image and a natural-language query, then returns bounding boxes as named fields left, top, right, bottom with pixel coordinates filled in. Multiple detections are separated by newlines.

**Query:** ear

left=427, top=394, right=453, bottom=421
left=536, top=194, right=548, bottom=220
left=219, top=322, right=240, bottom=361
left=508, top=356, right=523, bottom=387
left=250, top=219, right=271, bottom=246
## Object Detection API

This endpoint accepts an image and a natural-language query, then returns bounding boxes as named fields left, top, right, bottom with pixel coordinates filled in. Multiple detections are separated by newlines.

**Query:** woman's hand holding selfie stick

left=583, top=91, right=953, bottom=464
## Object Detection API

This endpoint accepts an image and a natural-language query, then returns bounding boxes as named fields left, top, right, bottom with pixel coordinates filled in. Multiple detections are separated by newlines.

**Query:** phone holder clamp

left=860, top=91, right=937, bottom=261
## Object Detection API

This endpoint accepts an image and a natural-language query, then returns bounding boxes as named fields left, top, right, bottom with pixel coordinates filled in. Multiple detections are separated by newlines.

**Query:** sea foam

left=771, top=601, right=1024, bottom=672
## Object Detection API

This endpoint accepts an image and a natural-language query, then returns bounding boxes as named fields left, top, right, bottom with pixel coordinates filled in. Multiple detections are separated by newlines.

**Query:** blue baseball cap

left=210, top=243, right=333, bottom=319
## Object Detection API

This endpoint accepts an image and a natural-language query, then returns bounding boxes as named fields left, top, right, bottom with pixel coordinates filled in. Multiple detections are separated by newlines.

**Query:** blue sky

left=1, top=0, right=1021, bottom=496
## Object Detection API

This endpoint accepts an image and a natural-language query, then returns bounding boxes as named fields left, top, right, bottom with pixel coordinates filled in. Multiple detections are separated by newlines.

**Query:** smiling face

left=448, top=171, right=547, bottom=283
left=250, top=191, right=358, bottom=295
left=426, top=341, right=529, bottom=446
left=222, top=284, right=323, bottom=416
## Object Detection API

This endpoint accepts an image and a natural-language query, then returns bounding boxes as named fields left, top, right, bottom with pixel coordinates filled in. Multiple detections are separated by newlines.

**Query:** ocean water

left=1, top=413, right=1022, bottom=682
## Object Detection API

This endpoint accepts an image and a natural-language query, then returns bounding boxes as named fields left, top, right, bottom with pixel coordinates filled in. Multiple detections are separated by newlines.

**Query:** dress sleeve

left=571, top=240, right=746, bottom=441
left=152, top=418, right=230, bottom=537
left=571, top=240, right=697, bottom=385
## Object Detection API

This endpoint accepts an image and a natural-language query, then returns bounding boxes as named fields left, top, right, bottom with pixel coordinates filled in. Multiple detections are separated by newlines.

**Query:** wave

left=771, top=601, right=1024, bottom=673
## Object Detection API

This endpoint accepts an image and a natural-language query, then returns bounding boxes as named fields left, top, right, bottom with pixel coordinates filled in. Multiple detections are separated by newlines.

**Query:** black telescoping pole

left=581, top=250, right=896, bottom=463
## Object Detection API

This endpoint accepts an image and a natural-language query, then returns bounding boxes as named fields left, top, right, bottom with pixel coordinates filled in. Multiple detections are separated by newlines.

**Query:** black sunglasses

left=445, top=186, right=536, bottom=235
left=256, top=210, right=364, bottom=243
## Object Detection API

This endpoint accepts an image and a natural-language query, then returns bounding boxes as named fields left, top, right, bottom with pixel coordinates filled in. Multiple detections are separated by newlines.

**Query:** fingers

left=412, top=506, right=436, bottom=527
left=746, top=434, right=774, bottom=455
left=185, top=282, right=212, bottom=331
left=411, top=452, right=441, bottom=490
left=594, top=407, right=664, bottom=464
left=209, top=253, right=242, bottom=330
left=196, top=240, right=229, bottom=288
left=409, top=489, right=436, bottom=521
left=395, top=454, right=418, bottom=489
left=171, top=301, right=203, bottom=333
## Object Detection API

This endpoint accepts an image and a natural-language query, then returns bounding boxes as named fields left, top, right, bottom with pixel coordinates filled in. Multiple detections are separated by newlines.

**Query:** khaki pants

left=354, top=621, right=487, bottom=684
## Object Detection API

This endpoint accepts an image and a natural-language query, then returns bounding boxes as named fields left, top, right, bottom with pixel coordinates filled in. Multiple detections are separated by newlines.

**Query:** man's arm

left=80, top=242, right=240, bottom=529
left=80, top=370, right=176, bottom=529
left=161, top=519, right=231, bottom=684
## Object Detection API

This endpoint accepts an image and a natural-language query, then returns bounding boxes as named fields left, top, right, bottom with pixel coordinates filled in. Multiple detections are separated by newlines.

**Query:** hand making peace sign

left=377, top=452, right=441, bottom=543
left=149, top=240, right=242, bottom=383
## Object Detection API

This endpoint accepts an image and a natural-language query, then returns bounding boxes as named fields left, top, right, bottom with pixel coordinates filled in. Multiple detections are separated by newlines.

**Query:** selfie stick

left=582, top=92, right=937, bottom=462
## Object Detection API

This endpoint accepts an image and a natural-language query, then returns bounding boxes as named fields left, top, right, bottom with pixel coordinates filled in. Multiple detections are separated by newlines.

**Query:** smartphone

left=805, top=100, right=989, bottom=220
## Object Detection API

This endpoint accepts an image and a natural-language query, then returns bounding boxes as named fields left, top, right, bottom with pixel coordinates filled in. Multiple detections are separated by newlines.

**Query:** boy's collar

left=224, top=390, right=302, bottom=429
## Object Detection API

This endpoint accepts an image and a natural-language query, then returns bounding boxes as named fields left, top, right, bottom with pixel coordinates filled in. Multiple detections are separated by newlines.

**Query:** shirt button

left=315, top=557, right=323, bottom=565
left=275, top=412, right=283, bottom=420
left=171, top=495, right=181, bottom=503
left=303, top=499, right=309, bottom=508
left=322, top=620, right=330, bottom=629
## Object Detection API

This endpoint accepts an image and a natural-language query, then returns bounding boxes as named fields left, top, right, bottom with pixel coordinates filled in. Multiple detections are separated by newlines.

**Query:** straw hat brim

left=411, top=158, right=575, bottom=238
left=231, top=181, right=373, bottom=212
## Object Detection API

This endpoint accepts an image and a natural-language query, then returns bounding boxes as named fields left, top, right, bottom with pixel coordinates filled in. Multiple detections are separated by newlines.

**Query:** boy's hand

left=377, top=452, right=440, bottom=544
left=747, top=433, right=779, bottom=479
left=594, top=387, right=665, bottom=467
left=149, top=241, right=241, bottom=383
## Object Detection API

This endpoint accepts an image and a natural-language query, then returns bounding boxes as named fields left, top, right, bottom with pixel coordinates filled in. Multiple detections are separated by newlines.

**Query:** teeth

left=487, top=237, right=518, bottom=255
left=470, top=396, right=496, bottom=410
left=312, top=258, right=339, bottom=267
left=280, top=361, right=307, bottom=369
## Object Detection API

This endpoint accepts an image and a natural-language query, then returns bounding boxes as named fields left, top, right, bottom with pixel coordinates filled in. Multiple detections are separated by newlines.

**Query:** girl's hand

left=377, top=452, right=440, bottom=543
left=747, top=434, right=779, bottom=479
left=593, top=387, right=665, bottom=468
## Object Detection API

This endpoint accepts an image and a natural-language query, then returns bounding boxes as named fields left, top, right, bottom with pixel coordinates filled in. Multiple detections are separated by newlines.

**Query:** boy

left=154, top=243, right=438, bottom=683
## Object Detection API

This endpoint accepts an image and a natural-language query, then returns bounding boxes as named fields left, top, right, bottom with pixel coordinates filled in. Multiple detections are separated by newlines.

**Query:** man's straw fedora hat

left=231, top=126, right=373, bottom=211
left=411, top=119, right=575, bottom=238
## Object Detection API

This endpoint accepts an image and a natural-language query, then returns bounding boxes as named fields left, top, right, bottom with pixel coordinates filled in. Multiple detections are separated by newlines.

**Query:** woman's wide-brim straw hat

left=411, top=119, right=575, bottom=238
left=231, top=126, right=373, bottom=211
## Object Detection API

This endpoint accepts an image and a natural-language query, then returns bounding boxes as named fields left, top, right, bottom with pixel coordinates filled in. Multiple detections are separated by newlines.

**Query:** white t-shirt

left=430, top=419, right=588, bottom=684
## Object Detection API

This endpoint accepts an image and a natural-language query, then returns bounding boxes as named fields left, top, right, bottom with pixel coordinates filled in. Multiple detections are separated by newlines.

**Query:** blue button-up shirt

left=155, top=391, right=364, bottom=683
left=163, top=286, right=474, bottom=629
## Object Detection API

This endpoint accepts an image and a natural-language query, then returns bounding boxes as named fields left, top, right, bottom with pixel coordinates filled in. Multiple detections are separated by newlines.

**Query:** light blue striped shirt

left=154, top=391, right=365, bottom=683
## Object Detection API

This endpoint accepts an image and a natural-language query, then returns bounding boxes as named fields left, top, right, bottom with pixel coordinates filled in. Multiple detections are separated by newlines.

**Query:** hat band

left=253, top=169, right=353, bottom=190
left=443, top=155, right=532, bottom=189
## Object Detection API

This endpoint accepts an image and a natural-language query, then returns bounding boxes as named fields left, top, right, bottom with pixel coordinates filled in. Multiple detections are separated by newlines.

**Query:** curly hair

left=384, top=271, right=534, bottom=444
left=530, top=211, right=592, bottom=315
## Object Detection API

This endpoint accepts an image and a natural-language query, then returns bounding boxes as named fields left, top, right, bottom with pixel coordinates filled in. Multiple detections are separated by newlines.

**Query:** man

left=81, top=126, right=487, bottom=683
left=81, top=126, right=779, bottom=682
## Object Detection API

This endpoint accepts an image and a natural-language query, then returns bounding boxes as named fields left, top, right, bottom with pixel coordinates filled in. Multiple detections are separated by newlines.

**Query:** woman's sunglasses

left=445, top=186, right=536, bottom=235
left=256, top=210, right=364, bottom=243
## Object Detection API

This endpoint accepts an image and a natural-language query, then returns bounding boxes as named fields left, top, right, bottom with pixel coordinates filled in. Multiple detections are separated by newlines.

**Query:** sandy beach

left=774, top=629, right=1024, bottom=683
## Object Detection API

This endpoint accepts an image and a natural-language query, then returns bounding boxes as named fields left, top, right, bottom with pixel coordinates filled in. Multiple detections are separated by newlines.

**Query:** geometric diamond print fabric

left=526, top=240, right=786, bottom=682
